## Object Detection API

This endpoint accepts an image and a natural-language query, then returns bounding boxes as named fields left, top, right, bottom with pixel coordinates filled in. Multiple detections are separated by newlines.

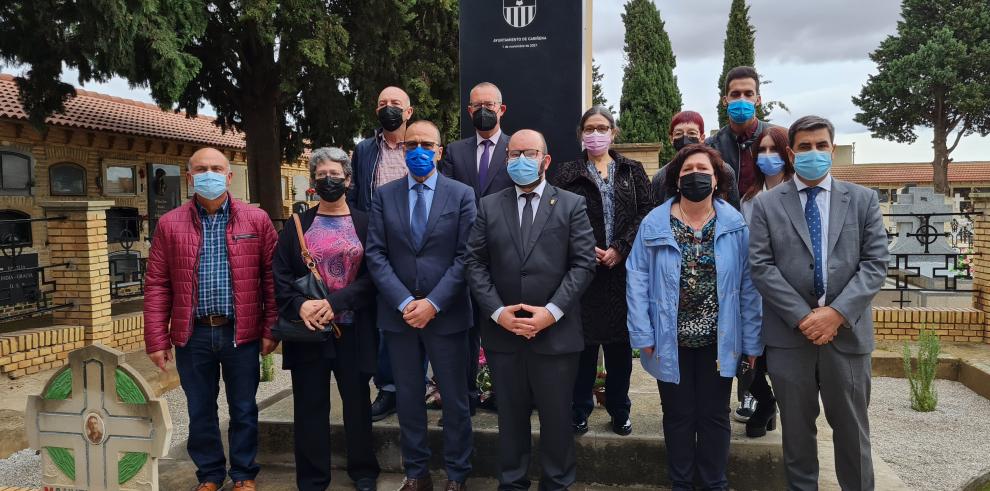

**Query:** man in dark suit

left=440, top=81, right=514, bottom=412
left=749, top=116, right=889, bottom=490
left=366, top=120, right=477, bottom=491
left=465, top=129, right=596, bottom=490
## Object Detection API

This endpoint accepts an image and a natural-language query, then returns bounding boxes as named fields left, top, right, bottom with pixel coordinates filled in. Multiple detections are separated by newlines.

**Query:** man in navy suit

left=440, top=81, right=514, bottom=411
left=366, top=120, right=477, bottom=491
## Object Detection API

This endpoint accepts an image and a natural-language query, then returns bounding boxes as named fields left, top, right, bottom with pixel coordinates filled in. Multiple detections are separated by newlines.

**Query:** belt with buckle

left=197, top=314, right=229, bottom=327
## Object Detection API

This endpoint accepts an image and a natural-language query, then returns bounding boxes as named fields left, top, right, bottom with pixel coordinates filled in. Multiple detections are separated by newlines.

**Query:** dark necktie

left=804, top=186, right=825, bottom=299
left=478, top=139, right=493, bottom=189
left=520, top=192, right=535, bottom=246
left=411, top=183, right=428, bottom=248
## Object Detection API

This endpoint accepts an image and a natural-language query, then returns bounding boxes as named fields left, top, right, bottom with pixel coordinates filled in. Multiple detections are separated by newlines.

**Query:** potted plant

left=593, top=364, right=607, bottom=405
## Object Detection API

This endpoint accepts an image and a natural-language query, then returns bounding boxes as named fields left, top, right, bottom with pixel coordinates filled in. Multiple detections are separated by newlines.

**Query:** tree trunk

left=931, top=89, right=950, bottom=196
left=241, top=97, right=284, bottom=219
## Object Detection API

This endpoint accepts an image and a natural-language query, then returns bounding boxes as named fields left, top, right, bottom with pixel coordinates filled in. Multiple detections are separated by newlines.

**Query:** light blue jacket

left=626, top=198, right=763, bottom=384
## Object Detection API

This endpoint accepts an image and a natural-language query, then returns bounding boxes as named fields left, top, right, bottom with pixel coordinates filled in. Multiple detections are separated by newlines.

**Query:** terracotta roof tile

left=831, top=162, right=990, bottom=186
left=0, top=73, right=246, bottom=149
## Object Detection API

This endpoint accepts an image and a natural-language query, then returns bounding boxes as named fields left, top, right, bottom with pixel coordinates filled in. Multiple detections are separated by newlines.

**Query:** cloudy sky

left=592, top=0, right=989, bottom=164
left=4, top=0, right=988, bottom=164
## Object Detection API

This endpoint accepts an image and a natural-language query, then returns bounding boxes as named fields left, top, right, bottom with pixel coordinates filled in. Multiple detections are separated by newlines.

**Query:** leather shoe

left=611, top=417, right=633, bottom=436
left=444, top=480, right=467, bottom=491
left=194, top=483, right=220, bottom=491
left=233, top=481, right=256, bottom=490
left=746, top=398, right=778, bottom=438
left=397, top=475, right=433, bottom=491
left=573, top=416, right=589, bottom=435
left=371, top=390, right=397, bottom=422
left=355, top=477, right=377, bottom=491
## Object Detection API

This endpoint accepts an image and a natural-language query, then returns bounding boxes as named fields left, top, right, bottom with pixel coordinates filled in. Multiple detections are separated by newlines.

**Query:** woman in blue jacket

left=626, top=144, right=762, bottom=490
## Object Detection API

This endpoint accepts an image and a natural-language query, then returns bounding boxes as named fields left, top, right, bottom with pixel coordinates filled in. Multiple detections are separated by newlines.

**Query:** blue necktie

left=478, top=139, right=493, bottom=189
left=804, top=186, right=825, bottom=299
left=411, top=183, right=427, bottom=248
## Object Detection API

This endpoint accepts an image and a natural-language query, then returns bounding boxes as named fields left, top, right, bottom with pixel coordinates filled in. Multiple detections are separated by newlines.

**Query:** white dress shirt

left=491, top=178, right=564, bottom=323
left=475, top=129, right=502, bottom=171
left=794, top=174, right=832, bottom=306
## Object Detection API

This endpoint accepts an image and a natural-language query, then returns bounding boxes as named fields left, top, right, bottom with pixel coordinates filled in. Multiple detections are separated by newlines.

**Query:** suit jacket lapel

left=462, top=140, right=480, bottom=193
left=523, top=185, right=558, bottom=262
left=420, top=175, right=452, bottom=251
left=395, top=180, right=414, bottom=251
left=501, top=189, right=524, bottom=260
left=482, top=133, right=509, bottom=195
left=780, top=180, right=815, bottom=255
left=826, top=180, right=851, bottom=258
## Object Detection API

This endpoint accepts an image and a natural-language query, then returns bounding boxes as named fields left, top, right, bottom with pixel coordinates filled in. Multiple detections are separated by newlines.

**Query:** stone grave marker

left=26, top=345, right=170, bottom=491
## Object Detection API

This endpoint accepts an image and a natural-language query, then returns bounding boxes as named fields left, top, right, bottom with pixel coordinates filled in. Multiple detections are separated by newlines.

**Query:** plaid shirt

left=195, top=199, right=234, bottom=318
left=374, top=136, right=408, bottom=188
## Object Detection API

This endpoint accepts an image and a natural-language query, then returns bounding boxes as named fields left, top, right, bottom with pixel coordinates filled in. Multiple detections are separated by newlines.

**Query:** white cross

left=27, top=345, right=170, bottom=491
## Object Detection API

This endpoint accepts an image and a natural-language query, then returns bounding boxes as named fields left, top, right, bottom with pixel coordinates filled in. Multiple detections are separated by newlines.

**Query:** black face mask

left=314, top=177, right=347, bottom=203
left=672, top=135, right=701, bottom=152
left=378, top=105, right=404, bottom=132
left=472, top=107, right=498, bottom=132
left=679, top=172, right=713, bottom=203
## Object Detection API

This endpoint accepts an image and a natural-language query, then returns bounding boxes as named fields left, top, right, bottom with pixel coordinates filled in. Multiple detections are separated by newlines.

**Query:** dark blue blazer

left=440, top=132, right=514, bottom=201
left=365, top=172, right=477, bottom=335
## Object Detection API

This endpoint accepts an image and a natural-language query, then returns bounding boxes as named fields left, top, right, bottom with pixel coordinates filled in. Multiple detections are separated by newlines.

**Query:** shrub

left=902, top=328, right=940, bottom=412
left=261, top=353, right=275, bottom=382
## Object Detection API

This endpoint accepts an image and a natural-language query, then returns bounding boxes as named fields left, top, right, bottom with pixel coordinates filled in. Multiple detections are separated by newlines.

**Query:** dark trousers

left=375, top=329, right=429, bottom=392
left=289, top=355, right=380, bottom=490
left=657, top=344, right=733, bottom=491
left=747, top=355, right=774, bottom=406
left=488, top=349, right=580, bottom=491
left=386, top=329, right=472, bottom=482
left=571, top=340, right=632, bottom=422
left=174, top=324, right=260, bottom=485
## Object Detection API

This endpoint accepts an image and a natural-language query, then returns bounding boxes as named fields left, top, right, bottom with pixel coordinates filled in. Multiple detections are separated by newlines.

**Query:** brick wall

left=0, top=325, right=84, bottom=378
left=970, top=193, right=990, bottom=345
left=108, top=313, right=145, bottom=353
left=873, top=307, right=986, bottom=342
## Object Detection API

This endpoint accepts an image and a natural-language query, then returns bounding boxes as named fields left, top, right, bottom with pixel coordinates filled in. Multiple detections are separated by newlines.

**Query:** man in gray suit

left=465, top=129, right=596, bottom=490
left=748, top=115, right=889, bottom=491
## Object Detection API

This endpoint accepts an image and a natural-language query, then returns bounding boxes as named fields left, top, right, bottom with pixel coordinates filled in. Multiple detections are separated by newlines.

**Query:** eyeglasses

left=468, top=101, right=501, bottom=111
left=315, top=173, right=345, bottom=180
left=672, top=129, right=701, bottom=138
left=508, top=149, right=542, bottom=159
left=581, top=125, right=612, bottom=136
left=401, top=141, right=439, bottom=151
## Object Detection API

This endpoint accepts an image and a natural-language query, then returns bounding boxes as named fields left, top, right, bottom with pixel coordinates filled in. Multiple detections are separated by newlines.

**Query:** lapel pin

left=550, top=198, right=557, bottom=206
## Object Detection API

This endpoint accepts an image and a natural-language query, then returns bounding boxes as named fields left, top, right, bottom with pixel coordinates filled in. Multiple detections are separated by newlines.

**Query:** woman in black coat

left=272, top=147, right=380, bottom=491
left=550, top=106, right=653, bottom=436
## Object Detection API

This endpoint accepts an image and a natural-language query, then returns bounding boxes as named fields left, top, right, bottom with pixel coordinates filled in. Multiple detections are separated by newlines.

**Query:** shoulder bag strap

left=293, top=213, right=323, bottom=282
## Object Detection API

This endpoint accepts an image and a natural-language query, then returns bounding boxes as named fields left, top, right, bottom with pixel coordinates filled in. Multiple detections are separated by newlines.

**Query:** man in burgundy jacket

left=144, top=147, right=279, bottom=491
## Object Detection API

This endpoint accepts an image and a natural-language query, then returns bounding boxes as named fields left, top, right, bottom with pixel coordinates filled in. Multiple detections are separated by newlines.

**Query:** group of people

left=144, top=65, right=890, bottom=491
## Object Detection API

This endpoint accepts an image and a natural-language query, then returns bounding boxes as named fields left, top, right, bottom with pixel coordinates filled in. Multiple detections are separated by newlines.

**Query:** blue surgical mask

left=193, top=171, right=228, bottom=200
left=404, top=146, right=436, bottom=177
left=793, top=150, right=832, bottom=181
left=756, top=153, right=785, bottom=176
left=507, top=156, right=541, bottom=186
left=727, top=99, right=756, bottom=124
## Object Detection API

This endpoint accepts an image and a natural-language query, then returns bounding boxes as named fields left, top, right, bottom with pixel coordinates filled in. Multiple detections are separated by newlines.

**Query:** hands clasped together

left=798, top=306, right=845, bottom=345
left=496, top=304, right=556, bottom=339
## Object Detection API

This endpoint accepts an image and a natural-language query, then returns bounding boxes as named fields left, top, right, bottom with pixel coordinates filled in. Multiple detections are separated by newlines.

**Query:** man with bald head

left=350, top=86, right=416, bottom=420
left=366, top=120, right=477, bottom=491
left=465, top=130, right=596, bottom=490
left=144, top=147, right=279, bottom=491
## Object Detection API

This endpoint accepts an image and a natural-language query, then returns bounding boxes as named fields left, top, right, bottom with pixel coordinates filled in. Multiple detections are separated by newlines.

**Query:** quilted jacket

left=143, top=194, right=278, bottom=353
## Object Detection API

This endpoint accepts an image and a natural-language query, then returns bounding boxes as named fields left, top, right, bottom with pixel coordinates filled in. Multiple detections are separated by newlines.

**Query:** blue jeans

left=175, top=324, right=260, bottom=485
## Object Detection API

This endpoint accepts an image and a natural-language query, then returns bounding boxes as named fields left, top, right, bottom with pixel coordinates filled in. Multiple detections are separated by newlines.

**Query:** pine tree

left=853, top=0, right=990, bottom=195
left=592, top=59, right=613, bottom=114
left=716, top=0, right=757, bottom=128
left=618, top=0, right=682, bottom=162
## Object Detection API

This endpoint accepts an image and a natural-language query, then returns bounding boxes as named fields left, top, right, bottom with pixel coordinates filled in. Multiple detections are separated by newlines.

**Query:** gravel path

left=0, top=355, right=291, bottom=488
left=870, top=376, right=990, bottom=490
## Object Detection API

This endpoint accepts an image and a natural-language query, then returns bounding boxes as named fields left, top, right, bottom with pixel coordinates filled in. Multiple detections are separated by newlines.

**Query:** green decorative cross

left=26, top=345, right=171, bottom=491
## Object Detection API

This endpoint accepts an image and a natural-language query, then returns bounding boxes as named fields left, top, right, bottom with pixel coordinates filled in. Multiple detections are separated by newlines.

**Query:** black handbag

left=271, top=213, right=342, bottom=342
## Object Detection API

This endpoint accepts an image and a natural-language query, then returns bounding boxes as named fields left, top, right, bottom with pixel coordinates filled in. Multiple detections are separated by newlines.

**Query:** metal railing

left=0, top=216, right=72, bottom=322
left=106, top=215, right=146, bottom=299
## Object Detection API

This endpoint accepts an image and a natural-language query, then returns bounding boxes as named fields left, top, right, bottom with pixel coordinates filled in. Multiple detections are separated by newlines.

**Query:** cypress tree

left=618, top=0, right=683, bottom=162
left=592, top=59, right=613, bottom=114
left=716, top=0, right=758, bottom=128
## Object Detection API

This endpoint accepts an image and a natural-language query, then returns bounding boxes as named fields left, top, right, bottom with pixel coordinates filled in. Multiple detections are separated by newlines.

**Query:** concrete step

left=255, top=364, right=786, bottom=490
left=158, top=459, right=671, bottom=490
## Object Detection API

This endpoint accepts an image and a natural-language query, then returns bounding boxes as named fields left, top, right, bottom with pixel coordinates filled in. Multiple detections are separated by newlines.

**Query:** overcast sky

left=592, top=0, right=989, bottom=164
left=4, top=0, right=988, bottom=164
